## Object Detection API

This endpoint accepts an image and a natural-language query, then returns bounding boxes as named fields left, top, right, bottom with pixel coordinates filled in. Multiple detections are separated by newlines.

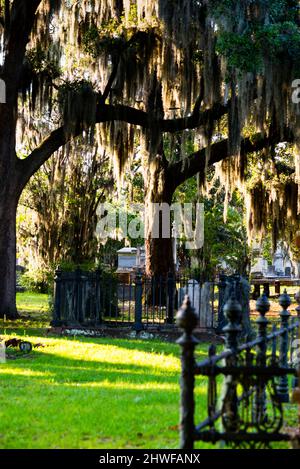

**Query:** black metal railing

left=51, top=267, right=219, bottom=329
left=51, top=267, right=102, bottom=327
left=176, top=288, right=300, bottom=449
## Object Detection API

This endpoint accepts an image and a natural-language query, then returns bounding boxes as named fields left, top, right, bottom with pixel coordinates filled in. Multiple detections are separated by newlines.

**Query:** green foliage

left=200, top=195, right=249, bottom=278
left=217, top=32, right=262, bottom=73
left=82, top=4, right=141, bottom=57
left=212, top=0, right=300, bottom=74
left=18, top=137, right=113, bottom=272
left=174, top=177, right=249, bottom=279
left=260, top=236, right=273, bottom=263
left=20, top=266, right=53, bottom=294
left=82, top=23, right=126, bottom=57
left=217, top=22, right=300, bottom=73
left=98, top=239, right=123, bottom=268
left=174, top=175, right=199, bottom=204
left=57, top=79, right=97, bottom=131
left=26, top=46, right=61, bottom=78
left=210, top=0, right=299, bottom=24
left=56, top=260, right=97, bottom=272
left=261, top=21, right=300, bottom=52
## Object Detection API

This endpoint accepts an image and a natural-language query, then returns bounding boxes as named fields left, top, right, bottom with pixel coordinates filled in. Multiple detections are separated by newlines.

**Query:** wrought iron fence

left=176, top=288, right=300, bottom=449
left=51, top=267, right=218, bottom=329
left=51, top=268, right=102, bottom=327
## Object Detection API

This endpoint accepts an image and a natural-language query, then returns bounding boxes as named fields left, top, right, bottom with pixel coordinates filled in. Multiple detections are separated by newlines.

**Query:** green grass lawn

left=0, top=292, right=297, bottom=449
left=2, top=291, right=52, bottom=331
left=16, top=291, right=49, bottom=313
left=0, top=334, right=211, bottom=449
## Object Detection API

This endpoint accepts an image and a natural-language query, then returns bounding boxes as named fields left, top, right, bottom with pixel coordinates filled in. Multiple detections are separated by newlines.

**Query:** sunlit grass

left=0, top=292, right=297, bottom=449
left=0, top=292, right=51, bottom=332
left=0, top=334, right=212, bottom=449
left=16, top=291, right=49, bottom=313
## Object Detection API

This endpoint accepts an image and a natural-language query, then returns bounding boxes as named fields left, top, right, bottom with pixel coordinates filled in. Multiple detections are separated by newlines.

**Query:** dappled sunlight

left=0, top=332, right=211, bottom=449
left=59, top=380, right=178, bottom=391
left=4, top=335, right=180, bottom=372
left=0, top=368, right=51, bottom=378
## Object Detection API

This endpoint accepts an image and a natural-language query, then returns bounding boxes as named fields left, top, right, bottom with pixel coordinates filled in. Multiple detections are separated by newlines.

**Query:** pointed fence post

left=167, top=271, right=175, bottom=324
left=295, top=290, right=300, bottom=322
left=52, top=266, right=63, bottom=326
left=292, top=290, right=300, bottom=390
left=176, top=295, right=199, bottom=449
left=277, top=289, right=291, bottom=403
left=134, top=270, right=143, bottom=332
left=271, top=323, right=278, bottom=364
left=75, top=267, right=83, bottom=324
left=221, top=288, right=242, bottom=432
left=95, top=268, right=102, bottom=325
left=255, top=292, right=270, bottom=423
left=292, top=290, right=300, bottom=447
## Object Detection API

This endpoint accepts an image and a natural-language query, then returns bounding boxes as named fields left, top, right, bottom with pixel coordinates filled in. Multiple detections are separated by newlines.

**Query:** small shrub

left=20, top=266, right=53, bottom=294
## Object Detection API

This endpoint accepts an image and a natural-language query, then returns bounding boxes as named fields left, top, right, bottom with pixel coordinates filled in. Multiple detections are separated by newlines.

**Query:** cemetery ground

left=0, top=291, right=298, bottom=449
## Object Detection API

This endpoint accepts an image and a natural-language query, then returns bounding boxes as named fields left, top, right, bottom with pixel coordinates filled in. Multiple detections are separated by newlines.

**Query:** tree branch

left=17, top=126, right=68, bottom=187
left=5, top=0, right=41, bottom=71
left=168, top=133, right=293, bottom=192
left=19, top=99, right=229, bottom=187
left=100, top=62, right=120, bottom=104
left=162, top=101, right=228, bottom=133
left=17, top=103, right=145, bottom=186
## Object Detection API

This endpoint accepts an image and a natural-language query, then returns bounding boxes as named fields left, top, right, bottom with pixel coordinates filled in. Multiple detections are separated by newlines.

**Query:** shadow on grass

left=0, top=340, right=210, bottom=449
left=2, top=330, right=210, bottom=362
left=3, top=352, right=179, bottom=385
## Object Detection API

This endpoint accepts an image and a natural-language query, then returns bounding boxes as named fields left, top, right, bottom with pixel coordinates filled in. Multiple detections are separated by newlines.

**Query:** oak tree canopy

left=0, top=0, right=300, bottom=317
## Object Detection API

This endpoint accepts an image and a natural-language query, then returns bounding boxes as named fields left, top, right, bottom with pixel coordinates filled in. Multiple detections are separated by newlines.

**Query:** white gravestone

left=180, top=280, right=213, bottom=328
left=200, top=282, right=213, bottom=328
left=274, top=249, right=284, bottom=275
left=117, top=247, right=145, bottom=271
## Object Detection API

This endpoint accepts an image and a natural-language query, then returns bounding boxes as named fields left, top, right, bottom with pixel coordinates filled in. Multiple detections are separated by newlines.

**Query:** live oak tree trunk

left=0, top=117, right=22, bottom=319
left=0, top=0, right=42, bottom=318
left=0, top=79, right=24, bottom=318
left=0, top=185, right=20, bottom=319
left=143, top=73, right=176, bottom=277
left=144, top=153, right=174, bottom=277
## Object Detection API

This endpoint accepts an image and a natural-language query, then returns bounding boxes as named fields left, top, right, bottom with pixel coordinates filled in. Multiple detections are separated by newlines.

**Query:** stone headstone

left=217, top=275, right=254, bottom=340
left=179, top=280, right=214, bottom=328
left=117, top=247, right=145, bottom=272
left=267, top=265, right=276, bottom=277
left=285, top=266, right=291, bottom=277
left=274, top=250, right=284, bottom=276
left=117, top=247, right=137, bottom=269
left=200, top=282, right=213, bottom=328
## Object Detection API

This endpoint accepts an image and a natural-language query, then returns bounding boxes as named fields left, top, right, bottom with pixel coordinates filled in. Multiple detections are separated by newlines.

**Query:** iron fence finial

left=176, top=295, right=198, bottom=334
left=176, top=294, right=199, bottom=449
left=256, top=292, right=270, bottom=317
left=278, top=288, right=291, bottom=403
left=222, top=289, right=242, bottom=352
left=295, top=290, right=300, bottom=319
left=223, top=289, right=242, bottom=326
left=279, top=289, right=291, bottom=310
